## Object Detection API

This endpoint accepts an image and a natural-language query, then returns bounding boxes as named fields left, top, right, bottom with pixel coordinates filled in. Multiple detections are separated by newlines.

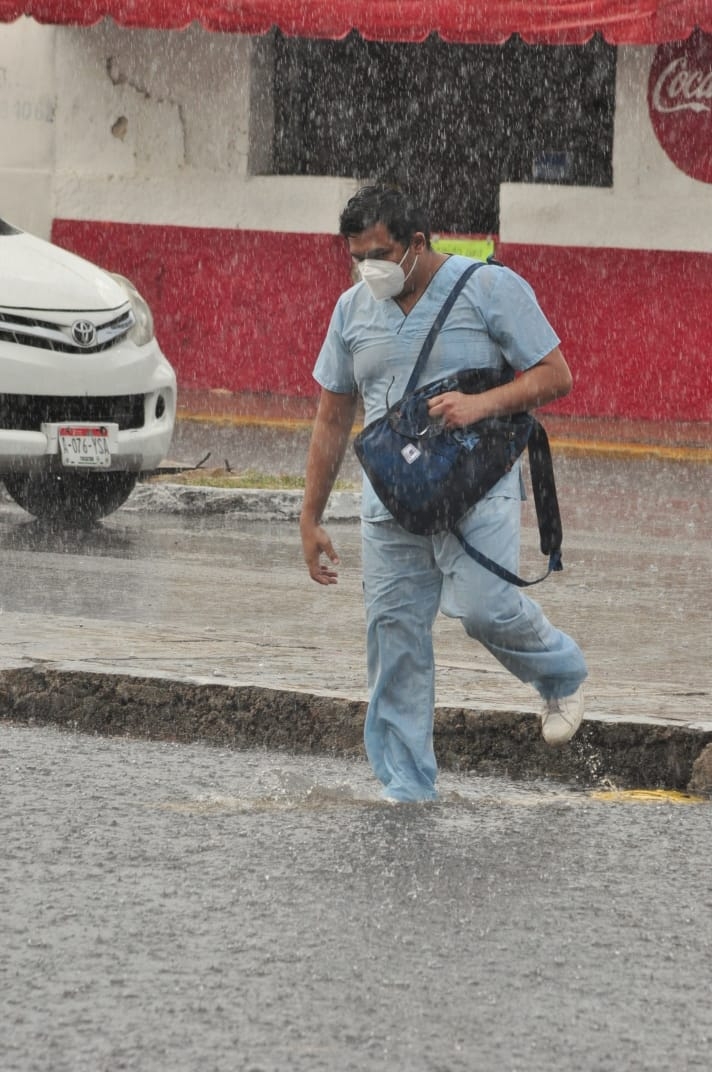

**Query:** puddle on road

left=156, top=783, right=367, bottom=815
left=5, top=722, right=709, bottom=817
left=150, top=761, right=584, bottom=815
left=153, top=767, right=710, bottom=816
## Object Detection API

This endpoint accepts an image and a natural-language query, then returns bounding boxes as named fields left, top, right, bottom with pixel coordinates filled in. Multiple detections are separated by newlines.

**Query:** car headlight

left=109, top=272, right=155, bottom=346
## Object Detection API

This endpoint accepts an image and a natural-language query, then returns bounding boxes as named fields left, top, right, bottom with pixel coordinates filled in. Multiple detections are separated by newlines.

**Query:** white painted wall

left=0, top=19, right=56, bottom=236
left=0, top=19, right=356, bottom=240
left=52, top=22, right=355, bottom=236
left=499, top=46, right=712, bottom=252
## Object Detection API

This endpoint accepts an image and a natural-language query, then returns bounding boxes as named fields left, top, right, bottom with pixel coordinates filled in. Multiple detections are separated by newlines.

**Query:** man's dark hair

left=339, top=184, right=431, bottom=248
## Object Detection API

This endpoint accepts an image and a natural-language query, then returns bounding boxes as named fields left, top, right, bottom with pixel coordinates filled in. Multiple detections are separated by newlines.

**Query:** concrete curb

left=3, top=666, right=712, bottom=796
left=126, top=482, right=361, bottom=520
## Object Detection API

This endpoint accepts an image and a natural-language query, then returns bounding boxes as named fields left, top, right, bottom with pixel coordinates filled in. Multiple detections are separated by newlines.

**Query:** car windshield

left=0, top=218, right=21, bottom=236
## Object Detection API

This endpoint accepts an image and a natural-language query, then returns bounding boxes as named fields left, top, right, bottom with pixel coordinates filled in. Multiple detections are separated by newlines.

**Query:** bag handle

left=404, top=260, right=484, bottom=396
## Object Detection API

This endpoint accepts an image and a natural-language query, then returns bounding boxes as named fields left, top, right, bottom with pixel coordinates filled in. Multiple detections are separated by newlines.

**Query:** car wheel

left=3, top=471, right=138, bottom=525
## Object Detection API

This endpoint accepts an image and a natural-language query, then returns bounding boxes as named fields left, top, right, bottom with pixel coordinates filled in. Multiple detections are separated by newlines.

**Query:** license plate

left=58, top=425, right=112, bottom=468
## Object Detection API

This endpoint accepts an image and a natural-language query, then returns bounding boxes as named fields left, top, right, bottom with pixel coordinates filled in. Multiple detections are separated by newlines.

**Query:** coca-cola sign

left=648, top=31, right=712, bottom=184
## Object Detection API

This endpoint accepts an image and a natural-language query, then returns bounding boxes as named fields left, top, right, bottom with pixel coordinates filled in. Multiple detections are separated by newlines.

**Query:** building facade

left=1, top=15, right=711, bottom=424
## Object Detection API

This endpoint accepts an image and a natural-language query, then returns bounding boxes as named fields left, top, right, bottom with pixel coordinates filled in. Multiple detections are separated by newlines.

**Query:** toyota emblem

left=71, top=319, right=97, bottom=347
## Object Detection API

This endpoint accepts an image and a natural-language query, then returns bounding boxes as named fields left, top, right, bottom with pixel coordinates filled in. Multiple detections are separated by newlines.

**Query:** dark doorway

left=271, top=32, right=616, bottom=234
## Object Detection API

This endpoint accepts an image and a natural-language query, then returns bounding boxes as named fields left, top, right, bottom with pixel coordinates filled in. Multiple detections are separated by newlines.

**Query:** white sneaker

left=541, top=686, right=585, bottom=746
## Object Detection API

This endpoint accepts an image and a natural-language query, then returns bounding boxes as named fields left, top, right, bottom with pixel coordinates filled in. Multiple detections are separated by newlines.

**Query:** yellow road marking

left=590, top=788, right=709, bottom=805
left=177, top=412, right=316, bottom=432
left=550, top=438, right=712, bottom=464
left=177, top=413, right=712, bottom=464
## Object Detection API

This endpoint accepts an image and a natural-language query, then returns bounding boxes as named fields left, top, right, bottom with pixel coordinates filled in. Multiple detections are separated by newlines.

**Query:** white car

left=0, top=217, right=176, bottom=524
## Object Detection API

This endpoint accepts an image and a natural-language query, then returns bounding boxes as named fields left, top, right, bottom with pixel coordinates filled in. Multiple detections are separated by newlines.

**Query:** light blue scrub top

left=313, top=255, right=560, bottom=521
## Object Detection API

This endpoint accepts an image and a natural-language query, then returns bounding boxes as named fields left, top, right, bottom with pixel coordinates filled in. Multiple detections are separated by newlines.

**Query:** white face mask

left=358, top=246, right=418, bottom=301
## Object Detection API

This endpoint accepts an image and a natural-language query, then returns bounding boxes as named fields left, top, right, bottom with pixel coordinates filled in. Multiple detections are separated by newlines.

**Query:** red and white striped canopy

left=0, top=0, right=710, bottom=44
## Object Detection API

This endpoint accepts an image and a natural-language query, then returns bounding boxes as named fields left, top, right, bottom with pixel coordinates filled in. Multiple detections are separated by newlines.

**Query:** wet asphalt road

left=2, top=721, right=711, bottom=1072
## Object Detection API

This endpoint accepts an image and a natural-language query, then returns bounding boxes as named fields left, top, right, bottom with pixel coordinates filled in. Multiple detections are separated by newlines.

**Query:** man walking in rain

left=300, top=184, right=587, bottom=803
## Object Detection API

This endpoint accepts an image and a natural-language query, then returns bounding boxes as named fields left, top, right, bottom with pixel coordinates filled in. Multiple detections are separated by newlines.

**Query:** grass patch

left=148, top=468, right=358, bottom=491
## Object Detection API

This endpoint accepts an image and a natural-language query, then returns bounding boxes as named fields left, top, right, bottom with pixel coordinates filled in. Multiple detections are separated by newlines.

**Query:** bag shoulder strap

left=403, top=260, right=484, bottom=396
left=455, top=418, right=564, bottom=588
left=402, top=256, right=565, bottom=589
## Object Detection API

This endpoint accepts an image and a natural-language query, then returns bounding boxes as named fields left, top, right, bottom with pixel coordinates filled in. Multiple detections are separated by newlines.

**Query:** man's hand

left=427, top=390, right=486, bottom=428
left=300, top=521, right=341, bottom=585
left=299, top=388, right=358, bottom=586
left=427, top=348, right=574, bottom=428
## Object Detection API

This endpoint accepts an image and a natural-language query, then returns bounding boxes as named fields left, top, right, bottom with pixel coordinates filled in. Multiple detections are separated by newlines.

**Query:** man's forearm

left=427, top=347, right=573, bottom=428
left=300, top=391, right=358, bottom=525
left=479, top=355, right=572, bottom=418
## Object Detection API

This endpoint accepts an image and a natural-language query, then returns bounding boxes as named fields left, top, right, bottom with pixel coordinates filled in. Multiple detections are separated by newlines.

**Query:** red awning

left=0, top=1, right=711, bottom=44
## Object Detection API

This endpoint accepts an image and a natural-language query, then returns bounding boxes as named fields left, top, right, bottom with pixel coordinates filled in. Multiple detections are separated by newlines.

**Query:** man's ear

left=411, top=231, right=428, bottom=254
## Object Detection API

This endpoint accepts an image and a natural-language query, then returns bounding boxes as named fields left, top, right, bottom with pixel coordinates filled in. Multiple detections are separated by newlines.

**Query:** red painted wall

left=499, top=242, right=712, bottom=423
left=52, top=220, right=712, bottom=422
left=52, top=219, right=353, bottom=397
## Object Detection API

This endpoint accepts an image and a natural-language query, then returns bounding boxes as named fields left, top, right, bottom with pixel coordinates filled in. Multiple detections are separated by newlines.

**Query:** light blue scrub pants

left=361, top=494, right=588, bottom=802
